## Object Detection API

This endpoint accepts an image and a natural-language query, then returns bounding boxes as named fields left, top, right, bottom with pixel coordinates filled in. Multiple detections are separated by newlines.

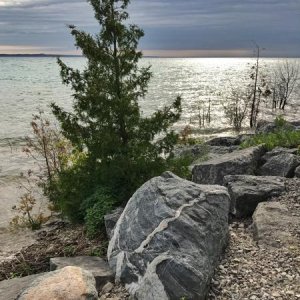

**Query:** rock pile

left=104, top=143, right=300, bottom=299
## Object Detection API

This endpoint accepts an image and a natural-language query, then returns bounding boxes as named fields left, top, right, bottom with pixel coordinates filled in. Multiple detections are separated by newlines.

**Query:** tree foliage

left=51, top=0, right=182, bottom=218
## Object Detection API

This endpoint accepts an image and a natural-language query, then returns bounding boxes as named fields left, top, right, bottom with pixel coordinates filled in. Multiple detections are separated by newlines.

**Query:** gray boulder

left=262, top=147, right=299, bottom=161
left=50, top=256, right=114, bottom=290
left=104, top=207, right=124, bottom=239
left=260, top=153, right=300, bottom=177
left=255, top=120, right=278, bottom=134
left=108, top=172, right=230, bottom=300
left=192, top=146, right=266, bottom=185
left=224, top=175, right=286, bottom=217
left=252, top=202, right=299, bottom=248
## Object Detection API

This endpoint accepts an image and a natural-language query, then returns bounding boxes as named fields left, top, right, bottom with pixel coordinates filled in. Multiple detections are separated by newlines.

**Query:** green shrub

left=167, top=156, right=194, bottom=180
left=241, top=129, right=300, bottom=151
left=274, top=115, right=288, bottom=128
left=84, top=187, right=118, bottom=239
left=50, top=153, right=99, bottom=222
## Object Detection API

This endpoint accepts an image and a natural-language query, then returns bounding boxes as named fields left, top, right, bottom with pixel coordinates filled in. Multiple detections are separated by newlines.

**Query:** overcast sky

left=0, top=0, right=299, bottom=57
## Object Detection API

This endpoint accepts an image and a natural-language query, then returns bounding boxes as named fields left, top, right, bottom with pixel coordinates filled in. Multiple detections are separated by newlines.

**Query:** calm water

left=0, top=57, right=300, bottom=228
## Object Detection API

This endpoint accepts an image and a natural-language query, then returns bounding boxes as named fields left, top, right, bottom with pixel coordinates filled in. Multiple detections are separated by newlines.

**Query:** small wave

left=0, top=137, right=28, bottom=148
left=0, top=174, right=23, bottom=185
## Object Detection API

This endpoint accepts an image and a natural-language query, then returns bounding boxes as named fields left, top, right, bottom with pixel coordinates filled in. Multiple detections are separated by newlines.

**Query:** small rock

left=50, top=256, right=114, bottom=291
left=102, top=282, right=114, bottom=294
left=271, top=291, right=281, bottom=297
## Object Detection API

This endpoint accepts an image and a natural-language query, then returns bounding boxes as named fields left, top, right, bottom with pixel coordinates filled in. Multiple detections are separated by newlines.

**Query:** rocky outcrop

left=50, top=256, right=114, bottom=290
left=104, top=207, right=124, bottom=239
left=192, top=146, right=265, bottom=185
left=224, top=175, right=286, bottom=217
left=108, top=172, right=230, bottom=300
left=260, top=153, right=300, bottom=177
left=17, top=266, right=98, bottom=300
left=252, top=202, right=300, bottom=248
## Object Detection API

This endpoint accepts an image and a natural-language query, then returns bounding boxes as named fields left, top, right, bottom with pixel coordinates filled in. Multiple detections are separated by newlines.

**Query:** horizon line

left=1, top=53, right=300, bottom=59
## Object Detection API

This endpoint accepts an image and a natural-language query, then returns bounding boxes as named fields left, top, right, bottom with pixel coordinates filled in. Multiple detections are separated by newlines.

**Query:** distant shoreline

left=0, top=54, right=82, bottom=58
left=1, top=54, right=300, bottom=59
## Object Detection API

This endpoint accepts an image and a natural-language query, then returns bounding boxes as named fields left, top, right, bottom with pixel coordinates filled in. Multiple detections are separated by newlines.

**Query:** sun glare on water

left=0, top=0, right=31, bottom=6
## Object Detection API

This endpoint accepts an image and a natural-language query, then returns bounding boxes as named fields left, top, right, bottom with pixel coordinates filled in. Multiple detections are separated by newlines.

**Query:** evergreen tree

left=51, top=0, right=182, bottom=204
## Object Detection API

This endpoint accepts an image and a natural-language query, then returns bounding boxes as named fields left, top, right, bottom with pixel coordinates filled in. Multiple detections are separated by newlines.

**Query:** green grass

left=241, top=129, right=300, bottom=151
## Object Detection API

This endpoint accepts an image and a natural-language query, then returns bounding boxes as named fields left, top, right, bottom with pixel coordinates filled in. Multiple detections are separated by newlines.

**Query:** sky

left=0, top=0, right=300, bottom=57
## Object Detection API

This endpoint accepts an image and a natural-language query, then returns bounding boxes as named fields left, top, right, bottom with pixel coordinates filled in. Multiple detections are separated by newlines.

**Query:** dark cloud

left=0, top=0, right=299, bottom=56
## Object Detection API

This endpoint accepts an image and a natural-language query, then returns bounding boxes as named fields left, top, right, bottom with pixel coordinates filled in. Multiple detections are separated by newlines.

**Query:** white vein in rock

left=133, top=195, right=205, bottom=254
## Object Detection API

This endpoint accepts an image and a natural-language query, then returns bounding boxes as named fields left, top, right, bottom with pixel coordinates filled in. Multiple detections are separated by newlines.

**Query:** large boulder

left=50, top=256, right=114, bottom=290
left=252, top=202, right=299, bottom=248
left=17, top=266, right=98, bottom=300
left=224, top=175, right=286, bottom=217
left=108, top=172, right=230, bottom=300
left=192, top=146, right=265, bottom=185
left=260, top=153, right=300, bottom=177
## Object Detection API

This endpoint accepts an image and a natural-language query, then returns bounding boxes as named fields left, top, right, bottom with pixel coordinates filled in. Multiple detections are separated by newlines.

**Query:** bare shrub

left=223, top=87, right=251, bottom=132
left=271, top=60, right=299, bottom=110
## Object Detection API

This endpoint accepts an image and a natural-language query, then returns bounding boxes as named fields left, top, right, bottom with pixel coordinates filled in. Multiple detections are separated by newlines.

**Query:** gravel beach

left=208, top=178, right=300, bottom=300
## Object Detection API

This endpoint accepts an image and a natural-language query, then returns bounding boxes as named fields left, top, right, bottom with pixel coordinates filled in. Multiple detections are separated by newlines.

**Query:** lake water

left=0, top=57, right=300, bottom=229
